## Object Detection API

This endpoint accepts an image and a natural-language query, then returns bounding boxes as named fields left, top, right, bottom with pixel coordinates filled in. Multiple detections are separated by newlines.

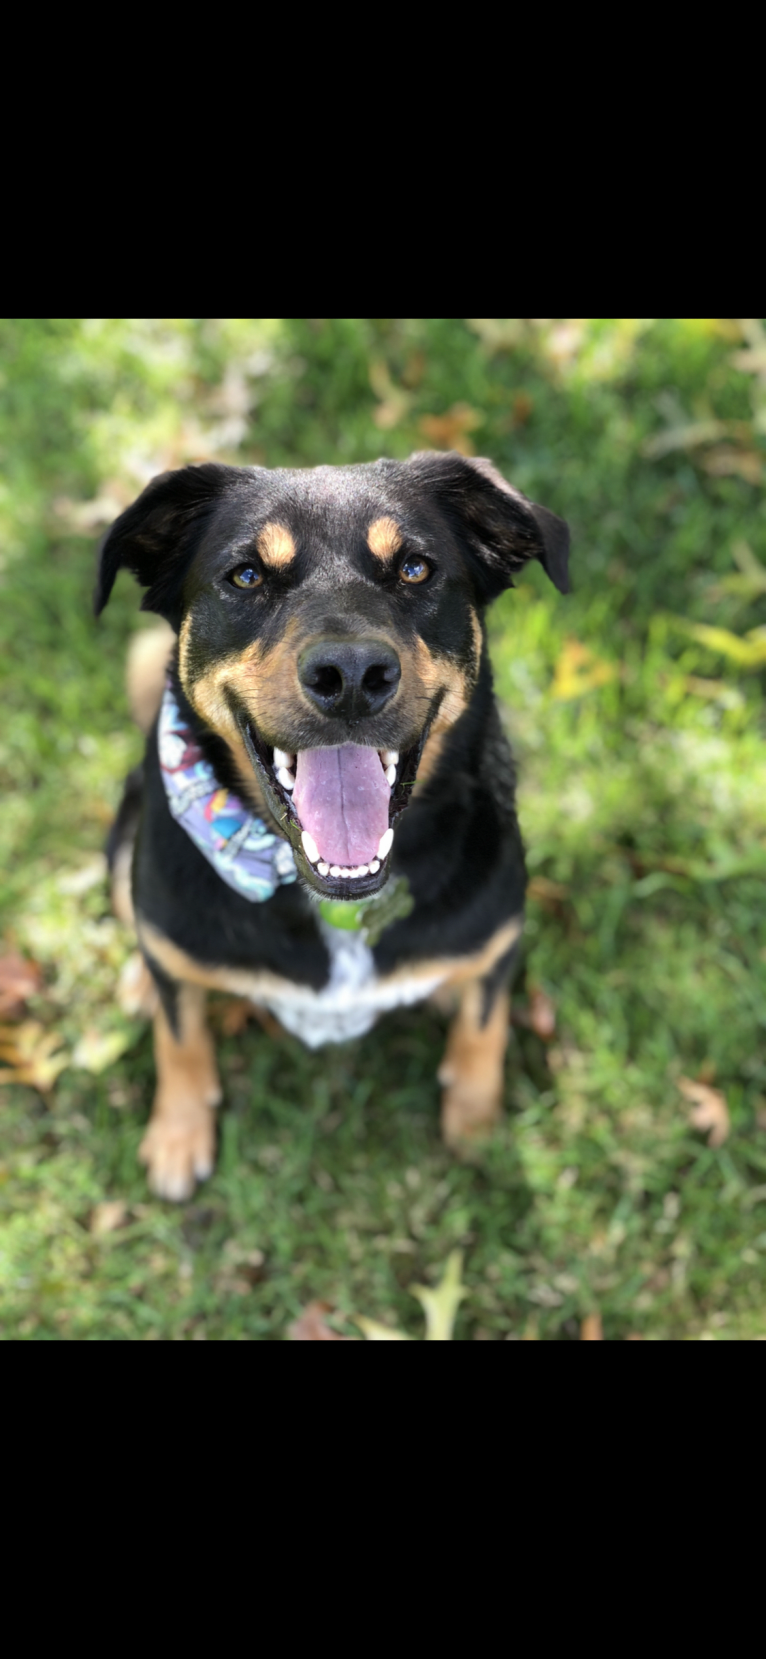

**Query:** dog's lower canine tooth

left=380, top=750, right=399, bottom=767
left=384, top=765, right=396, bottom=787
left=317, top=861, right=329, bottom=876
left=273, top=748, right=295, bottom=770
left=301, top=830, right=320, bottom=864
left=377, top=827, right=394, bottom=859
left=276, top=767, right=295, bottom=791
left=369, top=859, right=380, bottom=873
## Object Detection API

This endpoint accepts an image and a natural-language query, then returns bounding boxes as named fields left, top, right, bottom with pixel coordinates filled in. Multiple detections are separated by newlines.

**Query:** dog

left=97, top=450, right=570, bottom=1199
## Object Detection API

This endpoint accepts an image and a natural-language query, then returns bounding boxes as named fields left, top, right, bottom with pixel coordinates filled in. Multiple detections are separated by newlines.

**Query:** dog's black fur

left=98, top=450, right=569, bottom=1192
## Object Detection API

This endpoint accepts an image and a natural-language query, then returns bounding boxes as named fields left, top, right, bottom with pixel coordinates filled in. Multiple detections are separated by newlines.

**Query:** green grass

left=2, top=317, right=766, bottom=1339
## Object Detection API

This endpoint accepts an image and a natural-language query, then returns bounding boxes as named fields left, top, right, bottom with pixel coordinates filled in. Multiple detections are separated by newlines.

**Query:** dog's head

left=96, top=453, right=569, bottom=899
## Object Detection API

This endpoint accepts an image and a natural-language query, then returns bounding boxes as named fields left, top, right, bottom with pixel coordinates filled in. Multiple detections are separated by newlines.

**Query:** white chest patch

left=256, top=919, right=447, bottom=1049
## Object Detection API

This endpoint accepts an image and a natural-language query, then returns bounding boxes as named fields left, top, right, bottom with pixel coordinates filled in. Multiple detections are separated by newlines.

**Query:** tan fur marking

left=178, top=622, right=268, bottom=814
left=111, top=839, right=135, bottom=927
left=410, top=638, right=470, bottom=789
left=126, top=621, right=175, bottom=734
left=367, top=516, right=403, bottom=560
left=439, top=979, right=510, bottom=1148
left=137, top=915, right=521, bottom=1006
left=139, top=985, right=221, bottom=1201
left=257, top=522, right=296, bottom=568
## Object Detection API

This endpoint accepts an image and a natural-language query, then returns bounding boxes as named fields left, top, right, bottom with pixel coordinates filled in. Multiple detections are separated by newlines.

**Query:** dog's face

left=97, top=453, right=569, bottom=898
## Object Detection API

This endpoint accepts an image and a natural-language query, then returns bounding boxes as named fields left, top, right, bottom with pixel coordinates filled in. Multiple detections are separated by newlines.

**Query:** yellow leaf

left=90, top=1200, right=128, bottom=1235
left=0, top=1020, right=68, bottom=1091
left=354, top=1317, right=411, bottom=1340
left=551, top=639, right=617, bottom=701
left=674, top=619, right=766, bottom=669
left=71, top=1028, right=133, bottom=1074
left=410, top=1250, right=467, bottom=1341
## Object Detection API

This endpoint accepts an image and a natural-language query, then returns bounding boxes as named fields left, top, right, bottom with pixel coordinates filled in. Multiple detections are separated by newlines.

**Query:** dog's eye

left=399, top=557, right=431, bottom=585
left=230, top=565, right=263, bottom=590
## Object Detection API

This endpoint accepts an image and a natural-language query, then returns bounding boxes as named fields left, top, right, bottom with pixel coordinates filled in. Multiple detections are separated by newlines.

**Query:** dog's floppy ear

left=407, top=450, right=570, bottom=600
left=94, top=463, right=236, bottom=624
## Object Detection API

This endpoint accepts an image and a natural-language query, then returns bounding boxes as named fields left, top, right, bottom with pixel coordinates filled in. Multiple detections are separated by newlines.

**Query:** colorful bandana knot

left=158, top=682, right=297, bottom=902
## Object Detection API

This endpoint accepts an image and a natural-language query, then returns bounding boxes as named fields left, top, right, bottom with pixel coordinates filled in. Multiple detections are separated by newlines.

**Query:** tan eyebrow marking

left=367, top=516, right=403, bottom=560
left=256, top=522, right=296, bottom=568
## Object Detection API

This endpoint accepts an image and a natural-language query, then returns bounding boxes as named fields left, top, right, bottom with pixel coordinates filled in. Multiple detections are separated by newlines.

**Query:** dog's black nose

left=298, top=639, right=401, bottom=720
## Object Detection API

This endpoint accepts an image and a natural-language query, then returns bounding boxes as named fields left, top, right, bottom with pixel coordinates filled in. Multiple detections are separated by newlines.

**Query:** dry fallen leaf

left=0, top=1021, right=69, bottom=1092
left=418, top=403, right=481, bottom=455
left=71, top=1028, right=133, bottom=1075
left=514, top=986, right=556, bottom=1042
left=90, top=1199, right=128, bottom=1235
left=0, top=952, right=44, bottom=1019
left=288, top=1300, right=349, bottom=1341
left=527, top=874, right=570, bottom=909
left=410, top=1250, right=467, bottom=1340
left=678, top=1076, right=730, bottom=1148
left=581, top=1312, right=603, bottom=1341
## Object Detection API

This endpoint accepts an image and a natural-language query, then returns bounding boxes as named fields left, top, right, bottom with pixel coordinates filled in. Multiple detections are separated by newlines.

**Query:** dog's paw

left=138, top=1110, right=216, bottom=1202
left=438, top=1067, right=502, bottom=1152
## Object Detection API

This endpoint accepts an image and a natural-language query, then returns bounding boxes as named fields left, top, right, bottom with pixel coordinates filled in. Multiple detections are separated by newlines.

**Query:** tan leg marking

left=139, top=985, right=222, bottom=1202
left=111, top=838, right=135, bottom=927
left=438, top=979, right=510, bottom=1149
left=126, top=622, right=176, bottom=733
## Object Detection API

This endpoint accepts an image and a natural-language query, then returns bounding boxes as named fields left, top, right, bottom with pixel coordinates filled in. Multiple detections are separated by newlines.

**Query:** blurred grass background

left=2, top=317, right=766, bottom=1339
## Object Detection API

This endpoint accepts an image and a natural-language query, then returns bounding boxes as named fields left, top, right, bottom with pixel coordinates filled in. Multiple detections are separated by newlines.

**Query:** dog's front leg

left=139, top=981, right=222, bottom=1201
left=438, top=976, right=510, bottom=1150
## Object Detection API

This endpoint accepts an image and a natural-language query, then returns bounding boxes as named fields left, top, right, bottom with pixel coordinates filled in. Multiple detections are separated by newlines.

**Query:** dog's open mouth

left=241, top=722, right=426, bottom=898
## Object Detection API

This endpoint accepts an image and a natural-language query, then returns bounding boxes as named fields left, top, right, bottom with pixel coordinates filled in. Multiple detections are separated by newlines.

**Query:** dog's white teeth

left=356, top=864, right=369, bottom=877
left=330, top=865, right=342, bottom=878
left=377, top=827, right=394, bottom=860
left=301, top=830, right=320, bottom=864
left=317, top=861, right=329, bottom=876
left=273, top=748, right=295, bottom=771
left=380, top=749, right=399, bottom=767
left=369, top=859, right=380, bottom=874
left=339, top=867, right=351, bottom=878
left=276, top=767, right=295, bottom=791
left=384, top=764, right=397, bottom=787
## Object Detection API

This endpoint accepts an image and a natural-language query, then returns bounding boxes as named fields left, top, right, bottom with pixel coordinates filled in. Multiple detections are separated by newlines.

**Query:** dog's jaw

left=240, top=717, right=428, bottom=900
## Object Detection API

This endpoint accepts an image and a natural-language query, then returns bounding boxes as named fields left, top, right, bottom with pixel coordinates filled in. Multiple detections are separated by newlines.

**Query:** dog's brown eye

left=399, top=557, right=430, bottom=585
left=230, top=565, right=263, bottom=590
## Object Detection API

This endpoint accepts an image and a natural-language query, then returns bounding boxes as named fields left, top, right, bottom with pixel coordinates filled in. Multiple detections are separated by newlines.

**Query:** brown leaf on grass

left=703, top=446, right=763, bottom=485
left=678, top=1076, right=730, bottom=1148
left=90, top=1200, right=128, bottom=1236
left=513, top=986, right=556, bottom=1042
left=418, top=403, right=481, bottom=455
left=0, top=953, right=43, bottom=1019
left=581, top=1313, right=603, bottom=1341
left=527, top=874, right=570, bottom=911
left=0, top=1021, right=68, bottom=1092
left=288, top=1300, right=349, bottom=1341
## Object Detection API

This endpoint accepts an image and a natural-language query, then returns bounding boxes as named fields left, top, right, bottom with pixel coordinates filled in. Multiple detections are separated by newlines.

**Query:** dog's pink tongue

left=292, top=745, right=390, bottom=866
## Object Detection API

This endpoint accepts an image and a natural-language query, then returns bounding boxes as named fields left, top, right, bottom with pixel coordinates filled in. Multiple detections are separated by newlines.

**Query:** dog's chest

left=257, top=921, right=446, bottom=1048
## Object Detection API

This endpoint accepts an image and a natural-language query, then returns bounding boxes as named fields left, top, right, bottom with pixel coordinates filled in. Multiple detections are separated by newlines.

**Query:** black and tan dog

left=97, top=451, right=569, bottom=1198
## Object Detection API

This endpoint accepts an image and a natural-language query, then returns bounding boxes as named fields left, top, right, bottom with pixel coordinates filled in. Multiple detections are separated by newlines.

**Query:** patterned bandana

left=158, top=681, right=297, bottom=903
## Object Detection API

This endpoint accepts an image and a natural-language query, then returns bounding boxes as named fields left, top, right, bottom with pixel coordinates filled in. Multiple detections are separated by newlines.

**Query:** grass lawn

left=2, top=316, right=766, bottom=1339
